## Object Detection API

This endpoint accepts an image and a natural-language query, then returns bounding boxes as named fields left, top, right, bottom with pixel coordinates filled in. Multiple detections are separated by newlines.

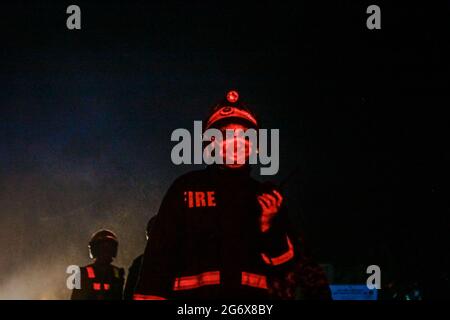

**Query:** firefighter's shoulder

left=127, top=254, right=144, bottom=277
left=79, top=263, right=95, bottom=271
left=78, top=263, right=96, bottom=279
left=130, top=254, right=144, bottom=270
left=111, top=264, right=125, bottom=280
left=169, top=168, right=210, bottom=187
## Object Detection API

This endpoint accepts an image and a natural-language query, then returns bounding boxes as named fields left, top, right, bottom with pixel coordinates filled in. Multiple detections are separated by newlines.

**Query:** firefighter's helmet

left=88, top=229, right=119, bottom=259
left=205, top=90, right=258, bottom=131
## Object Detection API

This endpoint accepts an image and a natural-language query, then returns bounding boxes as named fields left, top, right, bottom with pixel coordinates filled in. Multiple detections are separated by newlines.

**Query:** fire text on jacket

left=184, top=191, right=216, bottom=208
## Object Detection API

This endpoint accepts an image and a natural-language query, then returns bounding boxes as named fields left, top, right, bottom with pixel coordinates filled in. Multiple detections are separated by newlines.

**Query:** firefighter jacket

left=134, top=165, right=298, bottom=300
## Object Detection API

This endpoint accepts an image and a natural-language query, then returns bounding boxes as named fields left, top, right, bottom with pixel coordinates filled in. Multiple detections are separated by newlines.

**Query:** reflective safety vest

left=85, top=266, right=118, bottom=292
left=71, top=264, right=125, bottom=300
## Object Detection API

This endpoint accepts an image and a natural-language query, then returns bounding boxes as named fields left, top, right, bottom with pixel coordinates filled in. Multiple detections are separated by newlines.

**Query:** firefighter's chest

left=182, top=185, right=258, bottom=235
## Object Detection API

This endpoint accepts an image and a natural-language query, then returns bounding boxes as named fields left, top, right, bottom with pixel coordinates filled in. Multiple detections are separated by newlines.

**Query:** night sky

left=0, top=1, right=449, bottom=299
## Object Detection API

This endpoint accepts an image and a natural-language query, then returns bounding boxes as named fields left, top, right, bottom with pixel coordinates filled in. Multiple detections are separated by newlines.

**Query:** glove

left=257, top=189, right=283, bottom=232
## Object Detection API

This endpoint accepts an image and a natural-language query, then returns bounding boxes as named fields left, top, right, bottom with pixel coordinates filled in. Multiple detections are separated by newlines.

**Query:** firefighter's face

left=95, top=241, right=117, bottom=263
left=218, top=123, right=254, bottom=169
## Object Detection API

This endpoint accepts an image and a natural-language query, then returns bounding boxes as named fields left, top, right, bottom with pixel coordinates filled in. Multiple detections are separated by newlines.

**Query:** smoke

left=0, top=142, right=170, bottom=299
left=0, top=252, right=73, bottom=300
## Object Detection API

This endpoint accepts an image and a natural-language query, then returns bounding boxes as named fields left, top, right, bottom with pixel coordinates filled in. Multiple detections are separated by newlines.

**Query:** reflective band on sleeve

left=261, top=235, right=295, bottom=266
left=173, top=271, right=220, bottom=291
left=241, top=272, right=268, bottom=289
left=133, top=294, right=167, bottom=300
left=86, top=266, right=95, bottom=279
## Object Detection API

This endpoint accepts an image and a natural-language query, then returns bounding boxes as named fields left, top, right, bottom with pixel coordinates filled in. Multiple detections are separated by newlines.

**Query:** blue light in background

left=330, top=285, right=378, bottom=300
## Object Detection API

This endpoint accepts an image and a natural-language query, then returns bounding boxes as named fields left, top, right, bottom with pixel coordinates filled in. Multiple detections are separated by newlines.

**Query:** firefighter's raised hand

left=258, top=190, right=283, bottom=232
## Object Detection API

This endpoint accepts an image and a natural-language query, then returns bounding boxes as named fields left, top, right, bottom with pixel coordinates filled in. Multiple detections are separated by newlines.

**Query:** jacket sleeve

left=260, top=204, right=307, bottom=300
left=133, top=180, right=183, bottom=300
left=260, top=204, right=297, bottom=269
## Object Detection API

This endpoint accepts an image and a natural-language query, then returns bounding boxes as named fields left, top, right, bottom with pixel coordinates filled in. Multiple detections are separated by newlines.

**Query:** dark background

left=0, top=0, right=449, bottom=299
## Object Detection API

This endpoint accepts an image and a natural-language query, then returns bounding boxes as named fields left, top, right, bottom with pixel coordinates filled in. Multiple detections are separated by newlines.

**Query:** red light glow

left=226, top=90, right=239, bottom=103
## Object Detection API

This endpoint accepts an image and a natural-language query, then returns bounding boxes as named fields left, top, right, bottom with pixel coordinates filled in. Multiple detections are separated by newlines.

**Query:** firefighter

left=71, top=229, right=125, bottom=300
left=134, top=90, right=300, bottom=300
left=123, top=216, right=157, bottom=300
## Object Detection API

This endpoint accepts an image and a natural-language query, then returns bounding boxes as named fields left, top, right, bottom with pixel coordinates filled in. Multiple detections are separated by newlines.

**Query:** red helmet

left=205, top=90, right=258, bottom=131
